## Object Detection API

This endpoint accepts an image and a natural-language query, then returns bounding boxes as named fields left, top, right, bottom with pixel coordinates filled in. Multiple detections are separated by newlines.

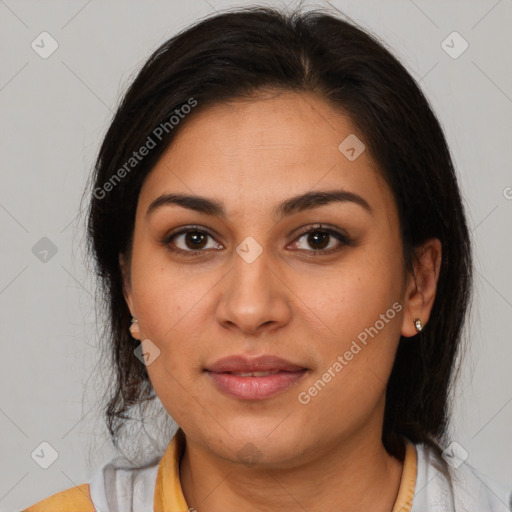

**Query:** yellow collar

left=153, top=427, right=189, bottom=511
left=153, top=429, right=417, bottom=512
left=391, top=438, right=417, bottom=512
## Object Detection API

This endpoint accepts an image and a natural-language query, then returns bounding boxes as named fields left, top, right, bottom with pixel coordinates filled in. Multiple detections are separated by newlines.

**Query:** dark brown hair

left=84, top=4, right=472, bottom=463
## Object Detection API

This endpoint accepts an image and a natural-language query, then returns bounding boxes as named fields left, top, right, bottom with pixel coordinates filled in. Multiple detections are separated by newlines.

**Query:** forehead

left=137, top=90, right=395, bottom=221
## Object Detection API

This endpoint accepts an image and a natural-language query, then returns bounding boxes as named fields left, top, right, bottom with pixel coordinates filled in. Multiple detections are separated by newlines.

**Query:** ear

left=401, top=238, right=442, bottom=337
left=119, top=252, right=135, bottom=316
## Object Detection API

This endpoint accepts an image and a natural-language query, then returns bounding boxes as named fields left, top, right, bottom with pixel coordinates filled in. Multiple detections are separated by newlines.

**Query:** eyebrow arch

left=145, top=189, right=373, bottom=221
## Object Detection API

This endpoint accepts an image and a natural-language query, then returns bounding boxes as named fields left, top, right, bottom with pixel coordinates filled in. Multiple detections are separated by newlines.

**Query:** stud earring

left=129, top=317, right=139, bottom=338
left=413, top=318, right=423, bottom=332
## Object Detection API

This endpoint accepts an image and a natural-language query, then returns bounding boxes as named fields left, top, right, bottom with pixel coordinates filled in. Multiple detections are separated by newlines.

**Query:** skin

left=120, top=89, right=442, bottom=512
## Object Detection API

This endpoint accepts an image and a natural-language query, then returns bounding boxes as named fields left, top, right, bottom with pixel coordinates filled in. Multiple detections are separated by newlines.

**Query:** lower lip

left=206, top=370, right=308, bottom=400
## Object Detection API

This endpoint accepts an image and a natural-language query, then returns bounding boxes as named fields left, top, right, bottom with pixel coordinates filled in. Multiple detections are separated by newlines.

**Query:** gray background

left=1, top=0, right=511, bottom=510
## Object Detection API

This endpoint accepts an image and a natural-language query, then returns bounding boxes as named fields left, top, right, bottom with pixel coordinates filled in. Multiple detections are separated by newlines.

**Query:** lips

left=204, top=354, right=308, bottom=400
left=205, top=354, right=307, bottom=374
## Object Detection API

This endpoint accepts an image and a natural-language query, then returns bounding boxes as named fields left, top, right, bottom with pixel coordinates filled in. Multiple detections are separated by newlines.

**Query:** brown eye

left=182, top=231, right=208, bottom=250
left=164, top=226, right=222, bottom=256
left=306, top=231, right=330, bottom=250
left=291, top=225, right=353, bottom=255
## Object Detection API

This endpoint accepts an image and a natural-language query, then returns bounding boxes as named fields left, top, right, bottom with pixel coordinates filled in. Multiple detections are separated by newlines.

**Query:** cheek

left=303, top=238, right=404, bottom=387
left=307, top=250, right=403, bottom=338
left=129, top=236, right=205, bottom=336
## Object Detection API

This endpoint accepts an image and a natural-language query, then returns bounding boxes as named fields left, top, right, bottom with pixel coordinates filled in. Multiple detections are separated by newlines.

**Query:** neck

left=179, top=425, right=404, bottom=512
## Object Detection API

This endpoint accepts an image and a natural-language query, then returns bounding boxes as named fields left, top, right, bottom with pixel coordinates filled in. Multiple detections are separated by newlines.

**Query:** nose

left=215, top=244, right=292, bottom=336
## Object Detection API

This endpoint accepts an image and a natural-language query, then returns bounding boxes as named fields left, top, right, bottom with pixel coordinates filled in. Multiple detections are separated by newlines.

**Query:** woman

left=22, top=4, right=511, bottom=512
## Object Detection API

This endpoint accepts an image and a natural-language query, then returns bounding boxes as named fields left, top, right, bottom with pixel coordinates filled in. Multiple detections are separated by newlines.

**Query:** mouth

left=217, top=369, right=294, bottom=377
left=204, top=355, right=309, bottom=400
left=205, top=354, right=307, bottom=373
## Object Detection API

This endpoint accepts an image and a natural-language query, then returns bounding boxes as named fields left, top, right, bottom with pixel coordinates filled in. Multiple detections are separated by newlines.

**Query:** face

left=121, top=90, right=425, bottom=467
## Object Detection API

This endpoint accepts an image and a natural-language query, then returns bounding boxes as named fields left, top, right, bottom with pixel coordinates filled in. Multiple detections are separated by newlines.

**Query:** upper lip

left=205, top=355, right=307, bottom=373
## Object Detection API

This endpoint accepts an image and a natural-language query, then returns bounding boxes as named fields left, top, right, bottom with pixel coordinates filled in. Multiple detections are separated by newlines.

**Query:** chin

left=208, top=420, right=307, bottom=467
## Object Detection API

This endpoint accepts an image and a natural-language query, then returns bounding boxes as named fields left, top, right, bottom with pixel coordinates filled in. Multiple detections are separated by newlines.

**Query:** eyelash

left=162, top=224, right=354, bottom=258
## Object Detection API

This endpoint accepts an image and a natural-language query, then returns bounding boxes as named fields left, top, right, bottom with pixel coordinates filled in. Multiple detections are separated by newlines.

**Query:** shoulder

left=20, top=454, right=162, bottom=512
left=20, top=483, right=95, bottom=512
left=412, top=441, right=512, bottom=511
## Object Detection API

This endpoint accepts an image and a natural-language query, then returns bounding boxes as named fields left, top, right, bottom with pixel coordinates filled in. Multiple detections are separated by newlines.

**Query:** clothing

left=21, top=428, right=512, bottom=511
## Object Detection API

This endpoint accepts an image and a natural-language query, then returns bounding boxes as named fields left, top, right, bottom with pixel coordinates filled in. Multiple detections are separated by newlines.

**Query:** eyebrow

left=146, top=189, right=373, bottom=221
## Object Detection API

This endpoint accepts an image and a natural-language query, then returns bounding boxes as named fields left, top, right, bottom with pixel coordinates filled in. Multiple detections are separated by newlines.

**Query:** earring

left=413, top=318, right=423, bottom=332
left=129, top=317, right=139, bottom=338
